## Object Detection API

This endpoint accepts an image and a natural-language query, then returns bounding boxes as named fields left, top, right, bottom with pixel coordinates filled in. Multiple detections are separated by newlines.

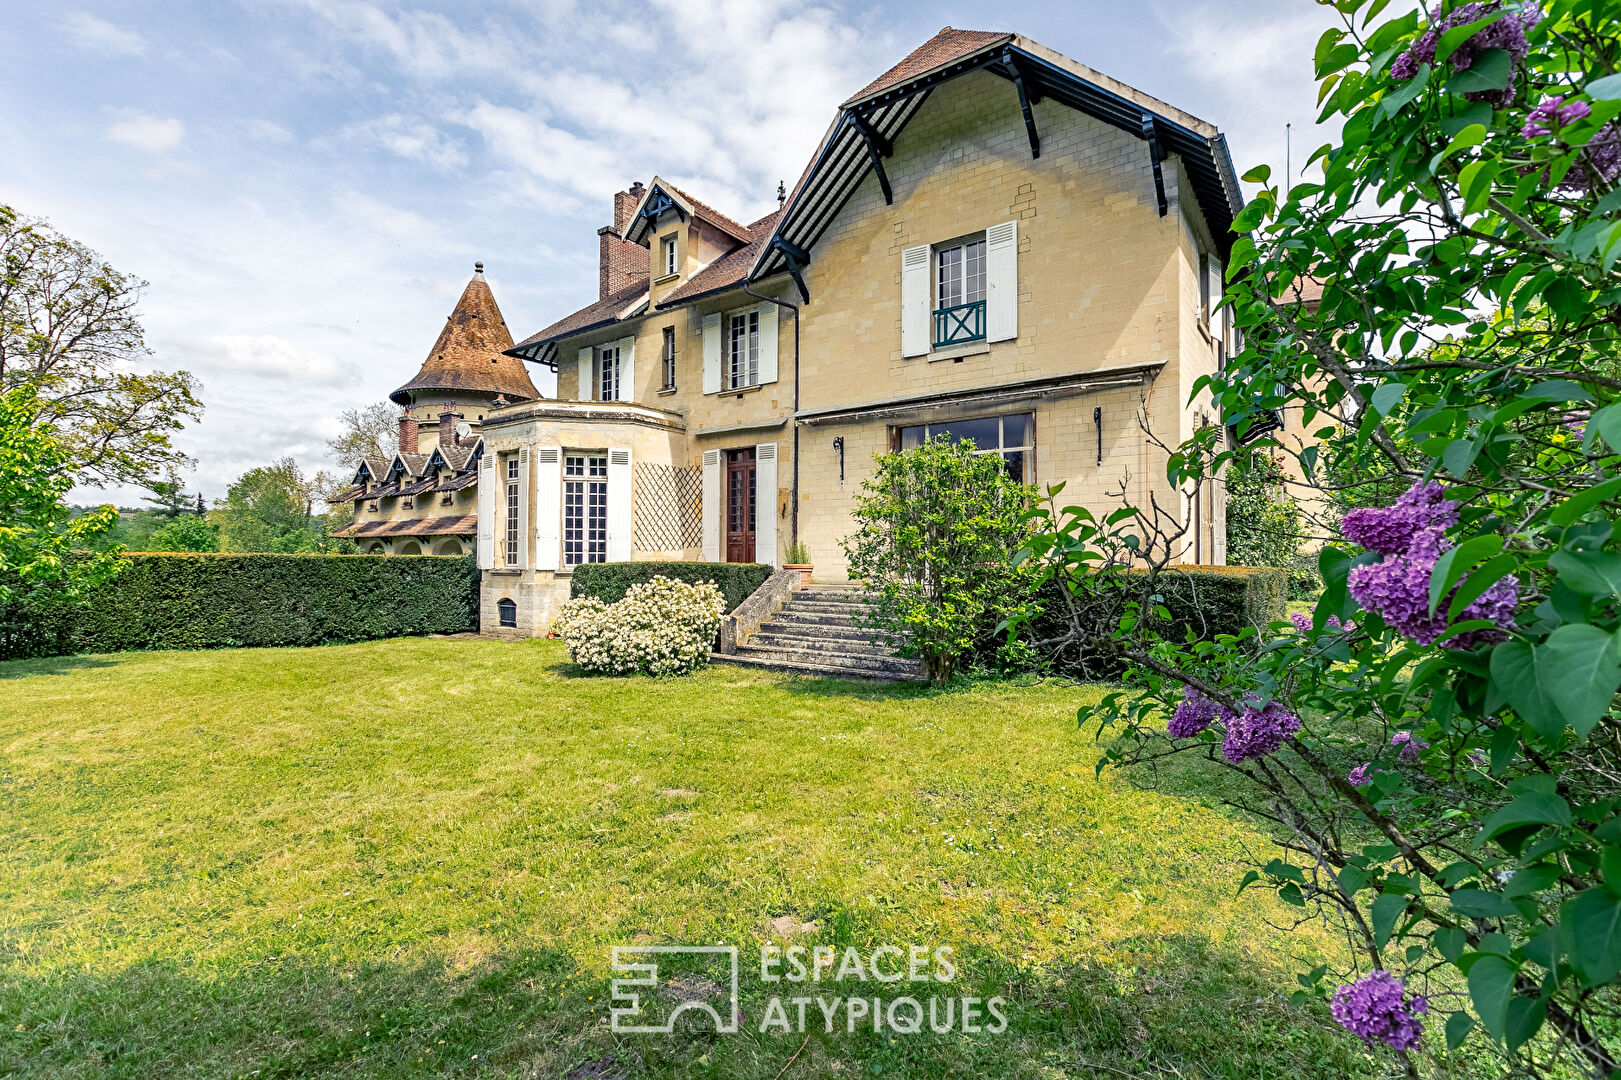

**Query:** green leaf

left=1523, top=379, right=1594, bottom=403
left=1436, top=12, right=1508, bottom=65
left=1381, top=62, right=1431, bottom=115
left=1372, top=892, right=1406, bottom=947
left=1241, top=164, right=1271, bottom=184
left=1370, top=382, right=1407, bottom=416
left=1442, top=435, right=1480, bottom=478
left=1429, top=535, right=1503, bottom=615
left=1505, top=996, right=1546, bottom=1051
left=1537, top=624, right=1621, bottom=735
left=1549, top=549, right=1621, bottom=598
left=1445, top=48, right=1511, bottom=95
left=1562, top=888, right=1621, bottom=983
left=1551, top=475, right=1621, bottom=527
left=1436, top=926, right=1467, bottom=962
left=1458, top=158, right=1501, bottom=214
left=1443, top=122, right=1488, bottom=155
left=1446, top=1010, right=1474, bottom=1050
left=1467, top=954, right=1517, bottom=1041
left=1447, top=554, right=1517, bottom=620
left=1451, top=888, right=1519, bottom=918
left=1480, top=792, right=1572, bottom=842
left=1589, top=73, right=1621, bottom=101
left=1490, top=640, right=1562, bottom=738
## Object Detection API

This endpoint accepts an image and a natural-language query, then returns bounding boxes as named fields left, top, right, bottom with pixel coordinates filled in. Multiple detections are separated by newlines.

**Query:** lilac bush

left=1221, top=701, right=1302, bottom=763
left=1167, top=684, right=1225, bottom=738
left=1390, top=1, right=1540, bottom=104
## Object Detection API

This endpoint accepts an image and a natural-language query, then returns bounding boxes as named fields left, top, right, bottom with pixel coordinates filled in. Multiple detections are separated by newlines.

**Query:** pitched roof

left=390, top=265, right=541, bottom=406
left=843, top=27, right=1013, bottom=106
left=657, top=210, right=783, bottom=307
left=508, top=279, right=650, bottom=356
left=622, top=177, right=754, bottom=247
left=332, top=514, right=477, bottom=539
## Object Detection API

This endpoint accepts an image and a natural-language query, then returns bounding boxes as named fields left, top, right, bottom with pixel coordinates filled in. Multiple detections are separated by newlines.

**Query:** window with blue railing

left=934, top=237, right=986, bottom=347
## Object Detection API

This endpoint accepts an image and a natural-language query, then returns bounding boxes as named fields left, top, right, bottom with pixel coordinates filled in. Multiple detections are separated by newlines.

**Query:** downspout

left=743, top=281, right=801, bottom=548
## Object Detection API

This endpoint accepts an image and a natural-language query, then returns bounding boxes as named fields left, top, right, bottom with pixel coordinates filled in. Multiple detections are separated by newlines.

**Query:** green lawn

left=0, top=638, right=1378, bottom=1079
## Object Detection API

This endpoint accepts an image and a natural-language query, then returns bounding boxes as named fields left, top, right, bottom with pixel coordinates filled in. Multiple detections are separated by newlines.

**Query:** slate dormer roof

left=391, top=264, right=541, bottom=406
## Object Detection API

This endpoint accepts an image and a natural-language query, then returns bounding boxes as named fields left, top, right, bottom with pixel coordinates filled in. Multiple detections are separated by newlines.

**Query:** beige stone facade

left=483, top=27, right=1243, bottom=636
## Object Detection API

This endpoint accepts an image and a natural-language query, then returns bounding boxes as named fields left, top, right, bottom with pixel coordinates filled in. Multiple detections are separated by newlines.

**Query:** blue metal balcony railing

left=933, top=300, right=986, bottom=348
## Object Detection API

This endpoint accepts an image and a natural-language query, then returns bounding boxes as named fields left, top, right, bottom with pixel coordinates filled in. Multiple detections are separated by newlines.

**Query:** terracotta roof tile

left=843, top=27, right=1012, bottom=106
left=391, top=266, right=540, bottom=405
left=510, top=279, right=649, bottom=353
left=333, top=514, right=477, bottom=539
left=662, top=183, right=753, bottom=244
left=658, top=210, right=783, bottom=307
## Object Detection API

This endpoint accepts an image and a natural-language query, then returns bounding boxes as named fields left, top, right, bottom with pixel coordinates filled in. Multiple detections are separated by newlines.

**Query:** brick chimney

left=438, top=404, right=463, bottom=448
left=398, top=410, right=419, bottom=454
left=598, top=182, right=648, bottom=301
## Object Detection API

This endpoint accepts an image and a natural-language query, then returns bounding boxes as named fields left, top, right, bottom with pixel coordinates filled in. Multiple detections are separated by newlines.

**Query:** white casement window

left=661, top=235, right=678, bottom=277
left=563, top=454, right=608, bottom=567
left=935, top=238, right=986, bottom=332
left=898, top=412, right=1034, bottom=483
left=599, top=344, right=620, bottom=402
left=902, top=221, right=1016, bottom=357
left=661, top=326, right=676, bottom=390
left=728, top=310, right=759, bottom=390
left=504, top=456, right=521, bottom=566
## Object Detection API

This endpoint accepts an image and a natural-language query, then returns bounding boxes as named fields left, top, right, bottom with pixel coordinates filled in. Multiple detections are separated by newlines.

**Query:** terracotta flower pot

left=782, top=564, right=813, bottom=589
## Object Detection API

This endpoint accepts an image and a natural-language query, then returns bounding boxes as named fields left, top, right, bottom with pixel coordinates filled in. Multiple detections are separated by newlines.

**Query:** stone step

left=780, top=600, right=878, bottom=617
left=769, top=609, right=862, bottom=629
left=753, top=621, right=879, bottom=645
left=734, top=642, right=924, bottom=677
left=795, top=589, right=871, bottom=605
left=709, top=652, right=927, bottom=683
left=747, top=630, right=894, bottom=655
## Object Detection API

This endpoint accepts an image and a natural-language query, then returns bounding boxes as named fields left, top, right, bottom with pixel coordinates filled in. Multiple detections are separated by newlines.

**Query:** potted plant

left=782, top=540, right=813, bottom=589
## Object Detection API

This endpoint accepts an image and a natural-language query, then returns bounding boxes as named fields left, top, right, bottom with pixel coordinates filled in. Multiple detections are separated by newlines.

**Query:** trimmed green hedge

left=1016, top=565, right=1289, bottom=680
left=0, top=553, right=480, bottom=659
left=570, top=562, right=771, bottom=613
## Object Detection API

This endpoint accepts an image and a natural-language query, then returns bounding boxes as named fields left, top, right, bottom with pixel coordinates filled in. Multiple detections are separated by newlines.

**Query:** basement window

left=497, top=597, right=517, bottom=627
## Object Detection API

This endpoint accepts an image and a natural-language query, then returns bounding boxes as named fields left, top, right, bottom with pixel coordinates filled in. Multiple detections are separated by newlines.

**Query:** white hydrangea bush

left=554, top=575, right=726, bottom=676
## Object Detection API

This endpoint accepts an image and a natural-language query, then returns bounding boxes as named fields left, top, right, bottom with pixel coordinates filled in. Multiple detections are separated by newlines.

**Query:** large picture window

left=728, top=310, right=759, bottom=390
left=898, top=411, right=1033, bottom=483
left=563, top=454, right=609, bottom=567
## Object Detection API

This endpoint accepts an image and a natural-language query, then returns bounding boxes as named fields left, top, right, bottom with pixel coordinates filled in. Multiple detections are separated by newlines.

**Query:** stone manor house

left=335, top=27, right=1243, bottom=637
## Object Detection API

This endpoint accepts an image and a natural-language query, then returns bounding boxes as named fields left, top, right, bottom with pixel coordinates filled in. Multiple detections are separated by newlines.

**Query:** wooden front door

left=725, top=448, right=756, bottom=563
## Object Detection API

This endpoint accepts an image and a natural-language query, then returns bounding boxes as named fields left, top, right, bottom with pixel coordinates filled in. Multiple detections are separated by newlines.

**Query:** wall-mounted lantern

left=832, top=436, right=845, bottom=484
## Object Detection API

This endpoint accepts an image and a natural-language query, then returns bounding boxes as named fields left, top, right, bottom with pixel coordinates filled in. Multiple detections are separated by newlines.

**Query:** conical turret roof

left=390, top=264, right=541, bottom=405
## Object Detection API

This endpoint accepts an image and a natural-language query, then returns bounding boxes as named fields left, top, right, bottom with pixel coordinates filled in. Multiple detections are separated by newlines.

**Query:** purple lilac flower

left=1222, top=700, right=1303, bottom=763
left=1168, top=685, right=1227, bottom=739
left=1523, top=94, right=1591, bottom=137
left=1292, top=611, right=1347, bottom=635
left=1560, top=121, right=1621, bottom=192
left=1391, top=3, right=1541, bottom=105
left=1391, top=731, right=1431, bottom=762
left=1330, top=971, right=1429, bottom=1051
left=1342, top=482, right=1458, bottom=556
left=1348, top=762, right=1375, bottom=786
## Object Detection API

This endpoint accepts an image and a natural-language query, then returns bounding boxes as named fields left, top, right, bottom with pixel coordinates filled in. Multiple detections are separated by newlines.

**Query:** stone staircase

left=711, top=585, right=926, bottom=682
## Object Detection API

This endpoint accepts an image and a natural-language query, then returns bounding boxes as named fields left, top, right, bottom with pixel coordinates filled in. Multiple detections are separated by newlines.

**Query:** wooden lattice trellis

left=632, top=462, right=702, bottom=552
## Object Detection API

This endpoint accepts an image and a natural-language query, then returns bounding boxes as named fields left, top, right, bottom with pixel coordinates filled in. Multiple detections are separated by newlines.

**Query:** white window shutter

left=756, top=301, right=779, bottom=385
left=900, top=244, right=931, bottom=357
left=702, top=313, right=722, bottom=394
left=701, top=449, right=721, bottom=561
left=606, top=447, right=632, bottom=561
left=534, top=447, right=560, bottom=571
left=476, top=454, right=495, bottom=570
left=617, top=335, right=635, bottom=401
left=986, top=220, right=1018, bottom=343
left=515, top=448, right=530, bottom=569
left=755, top=443, right=777, bottom=569
left=577, top=346, right=593, bottom=401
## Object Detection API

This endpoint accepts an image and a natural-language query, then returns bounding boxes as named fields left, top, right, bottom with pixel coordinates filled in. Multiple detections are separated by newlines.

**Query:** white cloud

left=59, top=11, right=146, bottom=57
left=105, top=111, right=185, bottom=154
left=242, top=118, right=295, bottom=143
left=214, top=334, right=350, bottom=385
left=342, top=114, right=466, bottom=170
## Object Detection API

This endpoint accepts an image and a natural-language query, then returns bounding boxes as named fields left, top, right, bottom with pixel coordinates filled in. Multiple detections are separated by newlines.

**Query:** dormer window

left=661, top=235, right=678, bottom=278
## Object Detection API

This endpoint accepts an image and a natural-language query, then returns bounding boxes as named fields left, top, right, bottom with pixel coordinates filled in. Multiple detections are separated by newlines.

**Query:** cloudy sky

left=2, top=0, right=1335, bottom=507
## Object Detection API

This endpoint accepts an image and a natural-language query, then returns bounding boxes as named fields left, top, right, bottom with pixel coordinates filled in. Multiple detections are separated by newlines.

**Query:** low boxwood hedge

left=570, top=562, right=771, bottom=613
left=0, top=552, right=480, bottom=660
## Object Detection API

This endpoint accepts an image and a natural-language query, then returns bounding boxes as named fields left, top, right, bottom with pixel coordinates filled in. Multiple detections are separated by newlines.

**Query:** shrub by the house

left=555, top=575, right=725, bottom=676
left=569, top=561, right=769, bottom=612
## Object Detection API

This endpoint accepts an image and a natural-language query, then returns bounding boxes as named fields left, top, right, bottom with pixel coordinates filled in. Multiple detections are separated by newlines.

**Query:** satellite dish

left=456, top=421, right=473, bottom=440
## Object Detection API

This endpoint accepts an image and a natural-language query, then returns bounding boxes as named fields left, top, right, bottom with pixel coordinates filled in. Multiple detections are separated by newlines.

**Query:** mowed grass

left=0, top=638, right=1377, bottom=1079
